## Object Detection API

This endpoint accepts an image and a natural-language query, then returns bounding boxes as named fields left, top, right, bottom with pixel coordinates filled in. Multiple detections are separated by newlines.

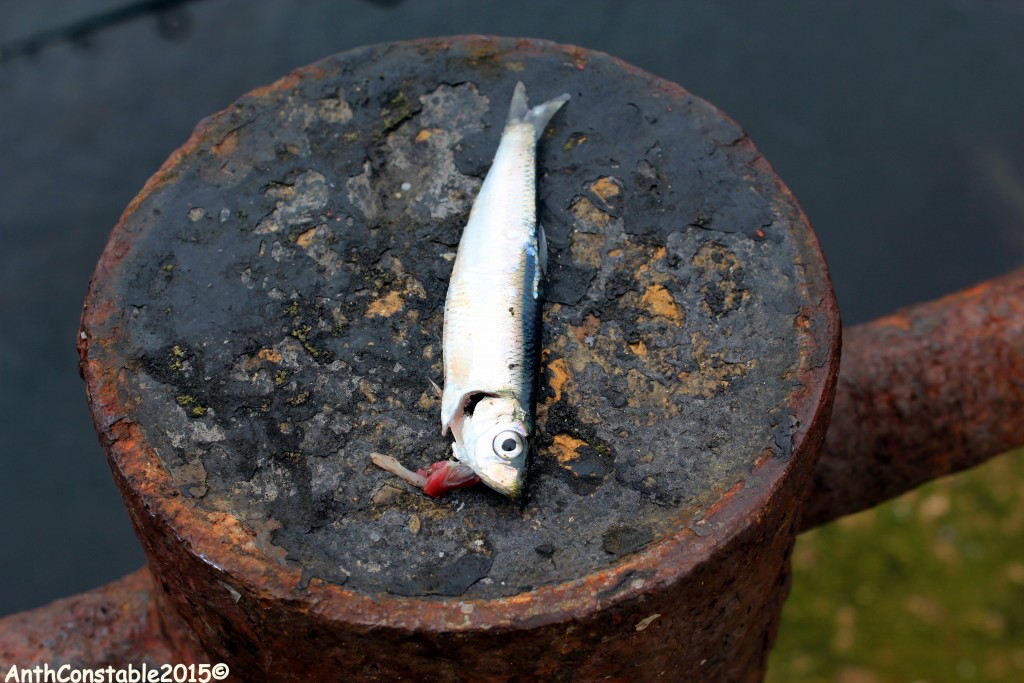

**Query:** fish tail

left=506, top=81, right=570, bottom=142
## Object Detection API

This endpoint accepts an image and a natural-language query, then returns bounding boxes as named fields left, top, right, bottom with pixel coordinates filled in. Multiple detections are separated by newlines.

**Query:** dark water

left=1, top=0, right=1022, bottom=617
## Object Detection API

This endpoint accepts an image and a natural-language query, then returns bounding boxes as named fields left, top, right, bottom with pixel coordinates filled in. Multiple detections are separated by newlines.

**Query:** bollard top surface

left=80, top=36, right=838, bottom=630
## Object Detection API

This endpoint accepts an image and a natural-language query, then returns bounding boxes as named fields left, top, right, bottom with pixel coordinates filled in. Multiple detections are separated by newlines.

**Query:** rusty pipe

left=0, top=567, right=173, bottom=667
left=801, top=266, right=1024, bottom=530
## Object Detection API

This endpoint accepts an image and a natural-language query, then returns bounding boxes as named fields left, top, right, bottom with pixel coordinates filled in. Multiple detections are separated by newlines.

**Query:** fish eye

left=492, top=431, right=524, bottom=459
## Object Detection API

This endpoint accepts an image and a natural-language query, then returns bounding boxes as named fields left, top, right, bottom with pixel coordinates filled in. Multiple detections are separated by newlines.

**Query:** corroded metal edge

left=77, top=34, right=840, bottom=662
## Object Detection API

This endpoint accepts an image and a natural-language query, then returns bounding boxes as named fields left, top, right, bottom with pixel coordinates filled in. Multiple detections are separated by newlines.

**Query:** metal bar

left=801, top=266, right=1024, bottom=530
left=0, top=566, right=176, bottom=667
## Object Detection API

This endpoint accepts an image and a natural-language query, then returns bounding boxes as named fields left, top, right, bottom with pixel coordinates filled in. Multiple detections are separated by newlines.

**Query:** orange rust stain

left=502, top=592, right=534, bottom=609
left=203, top=511, right=256, bottom=546
left=640, top=285, right=683, bottom=326
left=550, top=433, right=588, bottom=464
left=871, top=313, right=913, bottom=332
left=296, top=227, right=318, bottom=249
left=366, top=291, right=404, bottom=318
left=569, top=231, right=604, bottom=268
left=570, top=314, right=601, bottom=344
left=634, top=248, right=667, bottom=278
left=692, top=241, right=730, bottom=269
left=570, top=196, right=612, bottom=226
left=546, top=357, right=571, bottom=403
left=674, top=370, right=728, bottom=398
left=629, top=339, right=648, bottom=356
left=958, top=280, right=993, bottom=300
left=607, top=248, right=623, bottom=258
left=624, top=369, right=679, bottom=424
left=590, top=176, right=621, bottom=202
left=571, top=176, right=623, bottom=227
left=568, top=47, right=589, bottom=71
left=258, top=348, right=282, bottom=364
left=674, top=331, right=757, bottom=398
left=415, top=128, right=443, bottom=143
left=212, top=130, right=239, bottom=157
left=247, top=71, right=305, bottom=100
left=703, top=480, right=746, bottom=520
left=751, top=447, right=776, bottom=472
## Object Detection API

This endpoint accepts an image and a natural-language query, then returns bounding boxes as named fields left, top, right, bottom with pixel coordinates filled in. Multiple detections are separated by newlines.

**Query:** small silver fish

left=439, top=83, right=569, bottom=498
left=371, top=83, right=568, bottom=499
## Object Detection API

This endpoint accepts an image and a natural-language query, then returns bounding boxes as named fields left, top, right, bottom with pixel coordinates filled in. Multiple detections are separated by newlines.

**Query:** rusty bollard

left=1, top=36, right=1021, bottom=682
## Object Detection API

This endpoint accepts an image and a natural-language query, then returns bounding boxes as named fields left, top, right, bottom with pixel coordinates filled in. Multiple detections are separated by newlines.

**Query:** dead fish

left=372, top=82, right=569, bottom=499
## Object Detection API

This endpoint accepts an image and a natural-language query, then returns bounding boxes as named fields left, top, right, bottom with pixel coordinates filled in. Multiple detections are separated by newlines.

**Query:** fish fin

left=507, top=82, right=530, bottom=125
left=538, top=223, right=548, bottom=277
left=451, top=437, right=470, bottom=463
left=440, top=388, right=492, bottom=442
left=440, top=386, right=466, bottom=438
left=441, top=390, right=473, bottom=443
left=506, top=81, right=570, bottom=142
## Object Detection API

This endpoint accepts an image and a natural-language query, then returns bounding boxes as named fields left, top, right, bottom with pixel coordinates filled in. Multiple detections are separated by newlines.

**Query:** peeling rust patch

left=545, top=356, right=571, bottom=404
left=640, top=284, right=684, bottom=326
left=570, top=195, right=608, bottom=223
left=365, top=290, right=405, bottom=318
left=550, top=433, right=588, bottom=464
left=258, top=348, right=282, bottom=364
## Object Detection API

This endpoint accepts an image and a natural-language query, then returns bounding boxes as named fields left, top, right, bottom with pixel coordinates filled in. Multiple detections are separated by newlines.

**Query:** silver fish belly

left=440, top=82, right=569, bottom=498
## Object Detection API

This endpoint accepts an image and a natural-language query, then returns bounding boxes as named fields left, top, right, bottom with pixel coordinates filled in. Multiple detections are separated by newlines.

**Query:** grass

left=767, top=447, right=1024, bottom=683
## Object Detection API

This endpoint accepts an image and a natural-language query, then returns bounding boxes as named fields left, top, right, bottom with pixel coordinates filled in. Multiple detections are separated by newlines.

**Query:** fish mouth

left=478, top=463, right=523, bottom=499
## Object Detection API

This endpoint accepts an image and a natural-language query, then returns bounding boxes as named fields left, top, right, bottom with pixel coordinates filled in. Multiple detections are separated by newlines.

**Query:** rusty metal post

left=7, top=36, right=841, bottom=682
